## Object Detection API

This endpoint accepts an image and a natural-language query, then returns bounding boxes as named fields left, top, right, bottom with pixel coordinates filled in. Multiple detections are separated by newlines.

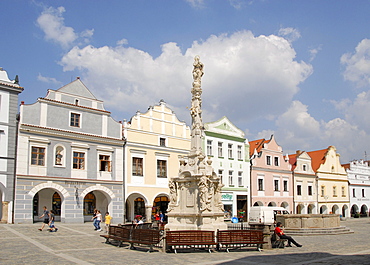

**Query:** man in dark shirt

left=38, top=206, right=49, bottom=231
left=275, top=222, right=302, bottom=247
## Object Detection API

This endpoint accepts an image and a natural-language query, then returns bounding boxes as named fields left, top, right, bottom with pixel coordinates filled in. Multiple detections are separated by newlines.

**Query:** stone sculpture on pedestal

left=166, top=56, right=227, bottom=231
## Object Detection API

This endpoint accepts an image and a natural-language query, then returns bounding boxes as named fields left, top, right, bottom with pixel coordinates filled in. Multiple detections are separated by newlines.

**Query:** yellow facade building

left=123, top=100, right=190, bottom=222
left=308, top=146, right=349, bottom=217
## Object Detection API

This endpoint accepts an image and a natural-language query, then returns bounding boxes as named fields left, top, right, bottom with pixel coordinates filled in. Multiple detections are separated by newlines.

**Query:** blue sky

left=2, top=0, right=370, bottom=162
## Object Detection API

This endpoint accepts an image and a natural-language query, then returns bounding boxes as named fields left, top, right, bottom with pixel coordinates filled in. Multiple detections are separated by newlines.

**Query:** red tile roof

left=307, top=147, right=331, bottom=172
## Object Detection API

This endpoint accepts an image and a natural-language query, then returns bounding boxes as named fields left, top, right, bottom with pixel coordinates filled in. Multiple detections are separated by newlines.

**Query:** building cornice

left=17, top=174, right=123, bottom=185
left=20, top=124, right=125, bottom=146
left=38, top=98, right=111, bottom=115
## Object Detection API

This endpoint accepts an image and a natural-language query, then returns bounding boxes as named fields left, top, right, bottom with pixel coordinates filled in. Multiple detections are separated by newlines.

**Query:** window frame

left=297, top=184, right=302, bottom=196
left=157, top=159, right=167, bottom=178
left=132, top=157, right=144, bottom=176
left=31, top=146, right=45, bottom=166
left=72, top=151, right=85, bottom=170
left=274, top=179, right=279, bottom=191
left=218, top=142, right=223, bottom=157
left=228, top=143, right=233, bottom=159
left=258, top=178, right=264, bottom=191
left=266, top=155, right=271, bottom=165
left=99, top=154, right=111, bottom=172
left=207, top=140, right=213, bottom=156
left=237, top=145, right=242, bottom=160
left=70, top=112, right=81, bottom=127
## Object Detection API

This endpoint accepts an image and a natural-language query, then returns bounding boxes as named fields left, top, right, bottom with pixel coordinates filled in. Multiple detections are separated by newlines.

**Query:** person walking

left=104, top=212, right=112, bottom=233
left=94, top=210, right=102, bottom=232
left=38, top=206, right=49, bottom=231
left=91, top=209, right=98, bottom=230
left=48, top=210, right=58, bottom=232
left=275, top=222, right=302, bottom=247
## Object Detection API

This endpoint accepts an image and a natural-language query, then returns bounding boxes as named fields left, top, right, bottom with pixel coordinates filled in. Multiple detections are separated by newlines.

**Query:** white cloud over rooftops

left=37, top=6, right=93, bottom=49
left=341, top=39, right=370, bottom=87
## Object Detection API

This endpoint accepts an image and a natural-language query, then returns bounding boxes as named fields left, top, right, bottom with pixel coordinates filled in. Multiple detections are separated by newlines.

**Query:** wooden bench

left=217, top=229, right=266, bottom=252
left=100, top=226, right=131, bottom=247
left=271, top=232, right=287, bottom=248
left=129, top=228, right=161, bottom=252
left=166, top=230, right=217, bottom=253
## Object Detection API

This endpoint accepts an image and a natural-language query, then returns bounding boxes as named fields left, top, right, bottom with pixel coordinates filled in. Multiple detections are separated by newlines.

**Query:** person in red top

left=275, top=222, right=302, bottom=247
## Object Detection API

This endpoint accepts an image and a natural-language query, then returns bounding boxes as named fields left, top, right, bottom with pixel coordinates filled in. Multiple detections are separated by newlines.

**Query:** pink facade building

left=250, top=135, right=294, bottom=212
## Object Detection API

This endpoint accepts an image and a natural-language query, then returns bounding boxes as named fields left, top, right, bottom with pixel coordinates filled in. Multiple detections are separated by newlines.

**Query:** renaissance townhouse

left=14, top=78, right=124, bottom=223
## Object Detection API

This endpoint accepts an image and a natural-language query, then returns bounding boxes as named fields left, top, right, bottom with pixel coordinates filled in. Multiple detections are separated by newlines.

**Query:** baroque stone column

left=166, top=56, right=227, bottom=232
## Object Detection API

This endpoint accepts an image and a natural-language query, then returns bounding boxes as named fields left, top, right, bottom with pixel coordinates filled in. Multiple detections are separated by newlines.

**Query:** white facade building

left=345, top=160, right=370, bottom=217
left=204, top=116, right=250, bottom=222
left=15, top=78, right=124, bottom=223
left=0, top=68, right=23, bottom=223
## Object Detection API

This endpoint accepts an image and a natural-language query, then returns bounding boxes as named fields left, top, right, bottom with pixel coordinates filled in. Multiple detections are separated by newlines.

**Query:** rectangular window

left=321, top=186, right=325, bottom=197
left=333, top=186, right=337, bottom=197
left=283, top=180, right=288, bottom=192
left=266, top=155, right=271, bottom=165
left=207, top=140, right=212, bottom=156
left=258, top=179, right=264, bottom=191
left=297, top=185, right=302, bottom=195
left=159, top=138, right=166, bottom=147
left=228, top=170, right=233, bottom=186
left=99, top=155, right=111, bottom=172
left=157, top=160, right=167, bottom=178
left=132, top=157, right=143, bottom=176
left=218, top=170, right=223, bottom=184
left=274, top=180, right=279, bottom=191
left=73, top=152, right=85, bottom=169
left=218, top=142, right=223, bottom=157
left=70, top=113, right=80, bottom=127
left=228, top=144, right=233, bottom=159
left=353, top=188, right=356, bottom=197
left=274, top=157, right=279, bottom=166
left=31, top=147, right=45, bottom=166
left=238, top=171, right=243, bottom=187
left=362, top=189, right=365, bottom=198
left=342, top=186, right=346, bottom=197
left=237, top=145, right=242, bottom=160
left=308, top=186, right=313, bottom=196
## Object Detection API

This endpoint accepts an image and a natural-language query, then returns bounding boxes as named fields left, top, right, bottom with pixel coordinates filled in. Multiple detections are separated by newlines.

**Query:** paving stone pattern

left=1, top=218, right=370, bottom=265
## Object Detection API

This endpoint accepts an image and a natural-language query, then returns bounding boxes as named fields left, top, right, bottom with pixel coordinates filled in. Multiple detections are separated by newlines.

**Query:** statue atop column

left=166, top=56, right=227, bottom=231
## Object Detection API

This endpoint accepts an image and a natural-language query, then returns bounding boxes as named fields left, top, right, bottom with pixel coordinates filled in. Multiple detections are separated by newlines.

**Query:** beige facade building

left=308, top=146, right=349, bottom=217
left=123, top=100, right=190, bottom=222
left=289, top=151, right=317, bottom=214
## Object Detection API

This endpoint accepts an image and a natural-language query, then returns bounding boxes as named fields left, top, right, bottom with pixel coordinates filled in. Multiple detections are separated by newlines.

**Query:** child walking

left=104, top=212, right=112, bottom=233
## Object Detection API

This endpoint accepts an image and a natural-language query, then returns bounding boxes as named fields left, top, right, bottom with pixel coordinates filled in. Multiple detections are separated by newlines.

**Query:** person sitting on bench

left=275, top=222, right=302, bottom=247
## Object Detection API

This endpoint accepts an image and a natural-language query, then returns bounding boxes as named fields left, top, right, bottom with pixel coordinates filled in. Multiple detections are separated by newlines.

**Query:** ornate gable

left=204, top=116, right=244, bottom=139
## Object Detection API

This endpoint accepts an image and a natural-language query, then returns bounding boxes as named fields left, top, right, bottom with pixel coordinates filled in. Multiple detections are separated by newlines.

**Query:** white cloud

left=117, top=39, right=128, bottom=46
left=264, top=100, right=370, bottom=162
left=341, top=39, right=370, bottom=87
left=278, top=27, right=301, bottom=43
left=60, top=30, right=312, bottom=125
left=309, top=45, right=322, bottom=62
left=185, top=0, right=205, bottom=8
left=36, top=6, right=93, bottom=49
left=37, top=73, right=62, bottom=85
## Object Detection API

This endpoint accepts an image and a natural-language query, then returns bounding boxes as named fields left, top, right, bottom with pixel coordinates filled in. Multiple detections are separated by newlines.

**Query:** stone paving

left=1, top=218, right=370, bottom=265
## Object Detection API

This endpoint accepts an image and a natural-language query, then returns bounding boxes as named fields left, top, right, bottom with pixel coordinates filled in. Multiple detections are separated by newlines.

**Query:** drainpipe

left=12, top=113, right=20, bottom=224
